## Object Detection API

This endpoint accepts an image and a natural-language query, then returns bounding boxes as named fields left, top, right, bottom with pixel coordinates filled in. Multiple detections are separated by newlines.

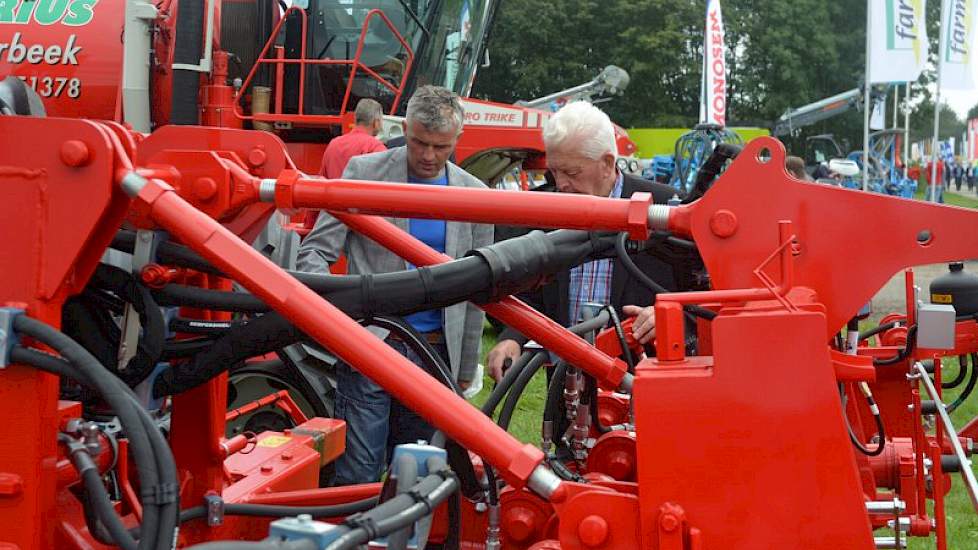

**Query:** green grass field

left=471, top=189, right=978, bottom=548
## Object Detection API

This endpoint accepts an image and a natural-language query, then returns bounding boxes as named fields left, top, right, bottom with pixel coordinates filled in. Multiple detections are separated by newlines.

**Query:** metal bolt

left=659, top=512, right=679, bottom=533
left=578, top=515, right=609, bottom=547
left=60, top=140, right=90, bottom=167
left=260, top=465, right=273, bottom=473
left=297, top=514, right=312, bottom=523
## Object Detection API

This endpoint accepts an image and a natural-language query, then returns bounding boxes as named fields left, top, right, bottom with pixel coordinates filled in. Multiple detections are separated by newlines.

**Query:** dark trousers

left=332, top=338, right=446, bottom=485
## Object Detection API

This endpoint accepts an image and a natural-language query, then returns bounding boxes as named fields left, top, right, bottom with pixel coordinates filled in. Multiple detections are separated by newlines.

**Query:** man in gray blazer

left=297, top=86, right=492, bottom=485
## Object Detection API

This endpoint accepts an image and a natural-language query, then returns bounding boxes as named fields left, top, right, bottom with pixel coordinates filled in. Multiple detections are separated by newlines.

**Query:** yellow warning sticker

left=931, top=294, right=953, bottom=304
left=257, top=435, right=291, bottom=448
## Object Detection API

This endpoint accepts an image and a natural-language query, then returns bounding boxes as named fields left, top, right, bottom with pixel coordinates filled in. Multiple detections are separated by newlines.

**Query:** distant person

left=785, top=156, right=811, bottom=181
left=925, top=159, right=945, bottom=203
left=304, top=99, right=387, bottom=227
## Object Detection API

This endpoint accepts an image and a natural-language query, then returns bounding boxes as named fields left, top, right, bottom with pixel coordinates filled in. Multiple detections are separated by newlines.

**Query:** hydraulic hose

left=615, top=233, right=716, bottom=321
left=943, top=354, right=970, bottom=389
left=387, top=453, right=419, bottom=550
left=948, top=354, right=978, bottom=413
left=873, top=325, right=918, bottom=366
left=585, top=373, right=612, bottom=435
left=59, top=433, right=137, bottom=550
left=185, top=541, right=318, bottom=550
left=170, top=0, right=204, bottom=124
left=363, top=315, right=460, bottom=396
left=497, top=353, right=548, bottom=431
left=326, top=459, right=458, bottom=550
left=8, top=331, right=177, bottom=550
left=10, top=317, right=169, bottom=550
left=180, top=496, right=379, bottom=523
left=479, top=352, right=538, bottom=417
left=603, top=305, right=634, bottom=373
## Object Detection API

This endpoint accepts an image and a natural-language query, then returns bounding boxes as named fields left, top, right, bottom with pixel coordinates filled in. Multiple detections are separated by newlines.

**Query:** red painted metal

left=125, top=173, right=547, bottom=490
left=281, top=175, right=653, bottom=239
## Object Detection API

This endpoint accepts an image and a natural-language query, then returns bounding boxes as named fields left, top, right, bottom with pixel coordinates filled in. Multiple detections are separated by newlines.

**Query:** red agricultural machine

left=4, top=2, right=978, bottom=550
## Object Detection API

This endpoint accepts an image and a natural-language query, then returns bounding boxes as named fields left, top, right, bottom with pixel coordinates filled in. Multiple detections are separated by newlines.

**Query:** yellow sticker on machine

left=932, top=294, right=954, bottom=304
left=257, top=435, right=292, bottom=448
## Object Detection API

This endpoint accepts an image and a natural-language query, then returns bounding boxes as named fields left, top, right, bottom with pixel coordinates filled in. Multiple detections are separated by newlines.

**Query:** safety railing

left=233, top=6, right=415, bottom=127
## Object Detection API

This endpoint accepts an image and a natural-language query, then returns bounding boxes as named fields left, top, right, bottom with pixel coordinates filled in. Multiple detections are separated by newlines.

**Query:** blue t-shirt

left=404, top=173, right=448, bottom=332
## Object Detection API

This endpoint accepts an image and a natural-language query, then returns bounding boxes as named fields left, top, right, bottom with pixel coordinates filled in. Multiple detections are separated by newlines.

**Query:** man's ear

left=602, top=152, right=618, bottom=172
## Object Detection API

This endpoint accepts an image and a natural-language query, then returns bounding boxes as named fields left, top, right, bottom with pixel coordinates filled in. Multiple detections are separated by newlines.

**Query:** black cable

left=602, top=305, right=635, bottom=374
left=584, top=373, right=612, bottom=434
left=59, top=433, right=134, bottom=549
left=615, top=233, right=717, bottom=321
left=160, top=337, right=220, bottom=360
left=948, top=354, right=978, bottom=413
left=873, top=325, right=918, bottom=366
left=840, top=383, right=886, bottom=457
left=497, top=353, right=548, bottom=431
left=542, top=361, right=568, bottom=428
left=179, top=496, right=380, bottom=523
left=364, top=316, right=460, bottom=396
left=10, top=318, right=168, bottom=550
left=859, top=321, right=899, bottom=343
left=169, top=317, right=241, bottom=336
left=942, top=355, right=969, bottom=389
left=479, top=352, right=535, bottom=417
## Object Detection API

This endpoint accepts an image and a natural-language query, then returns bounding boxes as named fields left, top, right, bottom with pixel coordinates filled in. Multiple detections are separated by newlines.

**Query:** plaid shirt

left=568, top=173, right=623, bottom=325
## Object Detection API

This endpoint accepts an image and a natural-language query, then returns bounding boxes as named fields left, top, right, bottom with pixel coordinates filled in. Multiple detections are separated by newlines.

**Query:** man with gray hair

left=487, top=101, right=677, bottom=381
left=298, top=85, right=492, bottom=485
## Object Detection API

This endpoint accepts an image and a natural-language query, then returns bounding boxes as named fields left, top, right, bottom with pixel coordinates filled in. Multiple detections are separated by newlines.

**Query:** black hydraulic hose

left=615, top=233, right=717, bottom=321
left=497, top=353, right=548, bottom=431
left=603, top=306, right=634, bottom=373
left=170, top=0, right=204, bottom=124
left=874, top=325, right=918, bottom=366
left=80, top=264, right=167, bottom=387
left=543, top=361, right=568, bottom=427
left=943, top=355, right=970, bottom=389
left=480, top=352, right=536, bottom=417
left=10, top=317, right=167, bottom=550
left=948, top=354, right=978, bottom=413
left=482, top=311, right=610, bottom=419
left=179, top=496, right=380, bottom=523
left=160, top=337, right=221, bottom=360
left=169, top=317, right=241, bottom=335
left=151, top=229, right=622, bottom=397
left=840, top=383, right=886, bottom=457
left=585, top=373, right=612, bottom=434
left=364, top=316, right=460, bottom=396
left=79, top=456, right=138, bottom=550
left=111, top=232, right=224, bottom=277
left=859, top=321, right=900, bottom=343
left=59, top=433, right=137, bottom=550
left=14, top=348, right=178, bottom=550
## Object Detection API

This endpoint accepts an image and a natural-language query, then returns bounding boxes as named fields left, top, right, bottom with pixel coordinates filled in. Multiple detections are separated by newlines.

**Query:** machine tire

left=226, top=357, right=334, bottom=438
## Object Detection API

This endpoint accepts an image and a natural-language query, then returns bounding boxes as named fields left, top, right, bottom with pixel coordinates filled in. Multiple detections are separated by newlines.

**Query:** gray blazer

left=297, top=146, right=493, bottom=383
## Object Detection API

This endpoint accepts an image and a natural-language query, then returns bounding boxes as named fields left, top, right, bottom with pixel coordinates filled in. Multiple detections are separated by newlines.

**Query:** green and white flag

left=869, top=0, right=929, bottom=83
left=940, top=0, right=978, bottom=90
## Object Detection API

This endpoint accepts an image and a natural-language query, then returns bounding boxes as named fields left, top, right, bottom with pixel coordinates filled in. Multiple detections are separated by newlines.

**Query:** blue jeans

left=332, top=338, right=445, bottom=485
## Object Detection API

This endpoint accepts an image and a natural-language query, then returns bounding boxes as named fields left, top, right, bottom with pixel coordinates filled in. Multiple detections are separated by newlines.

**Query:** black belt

left=389, top=330, right=445, bottom=345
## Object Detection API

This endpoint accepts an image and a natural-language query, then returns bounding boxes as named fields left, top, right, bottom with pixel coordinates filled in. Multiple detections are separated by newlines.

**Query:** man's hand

left=622, top=304, right=656, bottom=344
left=486, top=339, right=521, bottom=382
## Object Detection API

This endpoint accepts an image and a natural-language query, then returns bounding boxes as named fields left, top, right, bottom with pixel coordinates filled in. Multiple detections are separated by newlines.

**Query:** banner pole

left=931, top=0, right=950, bottom=203
left=863, top=0, right=872, bottom=191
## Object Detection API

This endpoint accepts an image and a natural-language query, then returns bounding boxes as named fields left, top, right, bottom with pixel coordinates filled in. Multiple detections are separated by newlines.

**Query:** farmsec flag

left=869, top=0, right=929, bottom=83
left=703, top=0, right=727, bottom=125
left=940, top=0, right=978, bottom=90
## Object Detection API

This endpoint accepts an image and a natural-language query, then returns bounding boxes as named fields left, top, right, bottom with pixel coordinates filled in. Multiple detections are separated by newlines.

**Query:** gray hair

left=542, top=101, right=617, bottom=159
left=405, top=85, right=465, bottom=134
left=354, top=98, right=384, bottom=125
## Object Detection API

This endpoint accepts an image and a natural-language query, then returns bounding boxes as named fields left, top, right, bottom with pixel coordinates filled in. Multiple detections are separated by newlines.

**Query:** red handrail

left=233, top=7, right=415, bottom=126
